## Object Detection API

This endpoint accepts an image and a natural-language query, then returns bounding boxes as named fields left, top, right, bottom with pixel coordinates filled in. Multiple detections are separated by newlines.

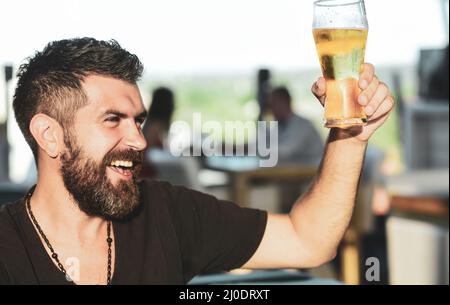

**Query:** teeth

left=110, top=160, right=133, bottom=168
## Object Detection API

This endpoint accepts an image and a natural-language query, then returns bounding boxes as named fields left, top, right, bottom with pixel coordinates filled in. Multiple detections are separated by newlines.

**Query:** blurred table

left=204, top=156, right=318, bottom=207
left=340, top=167, right=450, bottom=285
left=386, top=169, right=449, bottom=284
left=387, top=169, right=449, bottom=218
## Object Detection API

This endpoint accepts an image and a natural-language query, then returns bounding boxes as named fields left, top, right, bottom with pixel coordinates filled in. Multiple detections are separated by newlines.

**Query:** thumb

left=312, top=77, right=326, bottom=106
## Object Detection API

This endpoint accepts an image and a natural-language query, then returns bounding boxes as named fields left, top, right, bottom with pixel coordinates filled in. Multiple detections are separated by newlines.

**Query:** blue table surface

left=189, top=269, right=342, bottom=285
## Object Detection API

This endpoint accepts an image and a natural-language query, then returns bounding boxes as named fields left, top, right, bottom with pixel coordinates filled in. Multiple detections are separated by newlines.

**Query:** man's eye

left=105, top=116, right=120, bottom=123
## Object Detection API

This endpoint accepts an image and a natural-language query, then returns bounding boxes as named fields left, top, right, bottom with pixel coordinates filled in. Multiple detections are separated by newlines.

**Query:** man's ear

left=29, top=114, right=63, bottom=158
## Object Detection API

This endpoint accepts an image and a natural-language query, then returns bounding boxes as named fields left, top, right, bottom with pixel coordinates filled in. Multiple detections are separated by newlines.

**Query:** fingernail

left=360, top=80, right=368, bottom=89
left=359, top=95, right=368, bottom=105
left=365, top=106, right=373, bottom=115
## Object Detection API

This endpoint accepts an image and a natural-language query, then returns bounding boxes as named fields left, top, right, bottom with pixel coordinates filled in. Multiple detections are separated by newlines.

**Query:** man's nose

left=124, top=123, right=147, bottom=151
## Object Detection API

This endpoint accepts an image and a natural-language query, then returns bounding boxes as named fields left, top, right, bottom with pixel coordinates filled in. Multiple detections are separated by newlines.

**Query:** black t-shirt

left=0, top=180, right=267, bottom=284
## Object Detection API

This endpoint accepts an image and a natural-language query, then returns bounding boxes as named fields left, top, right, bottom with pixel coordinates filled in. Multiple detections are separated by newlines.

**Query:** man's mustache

left=103, top=150, right=144, bottom=168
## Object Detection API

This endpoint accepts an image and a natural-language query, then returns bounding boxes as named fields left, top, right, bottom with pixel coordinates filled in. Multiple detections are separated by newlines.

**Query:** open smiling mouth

left=107, top=160, right=135, bottom=179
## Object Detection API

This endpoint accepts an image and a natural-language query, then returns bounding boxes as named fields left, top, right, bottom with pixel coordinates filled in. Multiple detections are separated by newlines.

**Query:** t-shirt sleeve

left=164, top=183, right=268, bottom=282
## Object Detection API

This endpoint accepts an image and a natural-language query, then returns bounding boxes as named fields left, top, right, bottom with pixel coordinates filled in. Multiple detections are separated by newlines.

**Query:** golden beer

left=313, top=28, right=368, bottom=128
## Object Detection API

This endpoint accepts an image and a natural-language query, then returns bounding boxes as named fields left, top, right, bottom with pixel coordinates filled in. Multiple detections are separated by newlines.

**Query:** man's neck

left=30, top=173, right=107, bottom=242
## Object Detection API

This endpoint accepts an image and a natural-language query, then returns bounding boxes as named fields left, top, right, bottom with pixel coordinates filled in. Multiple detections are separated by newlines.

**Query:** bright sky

left=0, top=0, right=448, bottom=75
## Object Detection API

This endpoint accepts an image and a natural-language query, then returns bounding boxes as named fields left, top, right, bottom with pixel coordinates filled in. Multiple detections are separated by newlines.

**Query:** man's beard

left=60, top=132, right=143, bottom=220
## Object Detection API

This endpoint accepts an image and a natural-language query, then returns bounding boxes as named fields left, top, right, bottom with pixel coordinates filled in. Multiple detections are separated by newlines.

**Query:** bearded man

left=0, top=38, right=394, bottom=285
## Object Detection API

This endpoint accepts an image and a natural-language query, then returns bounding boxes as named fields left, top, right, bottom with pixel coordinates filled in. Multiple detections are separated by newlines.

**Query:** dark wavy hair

left=13, top=37, right=144, bottom=157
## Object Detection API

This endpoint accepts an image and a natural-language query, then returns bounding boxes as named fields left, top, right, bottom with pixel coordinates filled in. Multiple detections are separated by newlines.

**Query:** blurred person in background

left=142, top=87, right=175, bottom=150
left=267, top=86, right=325, bottom=213
left=268, top=86, right=324, bottom=165
left=140, top=87, right=175, bottom=179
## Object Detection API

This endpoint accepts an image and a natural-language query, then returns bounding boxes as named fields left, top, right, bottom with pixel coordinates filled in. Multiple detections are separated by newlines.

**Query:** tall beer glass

left=313, top=0, right=369, bottom=128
